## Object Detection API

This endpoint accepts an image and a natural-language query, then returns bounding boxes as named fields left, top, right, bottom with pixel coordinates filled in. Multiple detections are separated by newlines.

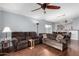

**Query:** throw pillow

left=56, top=34, right=64, bottom=43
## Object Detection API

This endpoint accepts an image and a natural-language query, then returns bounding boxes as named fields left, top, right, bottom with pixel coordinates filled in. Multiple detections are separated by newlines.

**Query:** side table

left=1, top=40, right=10, bottom=53
left=28, top=39, right=35, bottom=49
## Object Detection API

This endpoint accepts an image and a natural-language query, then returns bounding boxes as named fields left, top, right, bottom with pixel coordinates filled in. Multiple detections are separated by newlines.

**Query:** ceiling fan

left=32, top=3, right=61, bottom=14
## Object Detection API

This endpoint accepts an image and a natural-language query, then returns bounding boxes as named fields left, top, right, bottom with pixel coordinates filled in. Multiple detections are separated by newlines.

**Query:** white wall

left=0, top=10, right=4, bottom=49
left=2, top=11, right=55, bottom=32
left=0, top=10, right=4, bottom=39
left=0, top=10, right=3, bottom=30
left=0, top=11, right=55, bottom=38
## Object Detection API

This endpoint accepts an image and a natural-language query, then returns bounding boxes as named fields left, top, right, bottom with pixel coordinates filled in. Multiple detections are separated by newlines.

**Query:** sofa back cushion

left=25, top=32, right=38, bottom=39
left=12, top=32, right=26, bottom=41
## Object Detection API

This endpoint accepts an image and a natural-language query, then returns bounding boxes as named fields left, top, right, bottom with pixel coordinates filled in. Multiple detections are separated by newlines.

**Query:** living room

left=0, top=3, right=79, bottom=56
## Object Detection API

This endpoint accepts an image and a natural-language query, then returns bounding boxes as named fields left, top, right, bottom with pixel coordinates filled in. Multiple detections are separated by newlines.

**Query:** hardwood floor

left=5, top=40, right=79, bottom=56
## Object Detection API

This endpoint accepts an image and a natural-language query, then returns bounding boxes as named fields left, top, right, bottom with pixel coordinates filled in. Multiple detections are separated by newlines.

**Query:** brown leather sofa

left=12, top=32, right=28, bottom=51
left=12, top=32, right=39, bottom=51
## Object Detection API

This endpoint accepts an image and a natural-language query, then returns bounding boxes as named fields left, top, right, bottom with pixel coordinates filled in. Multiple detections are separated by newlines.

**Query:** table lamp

left=2, top=27, right=11, bottom=40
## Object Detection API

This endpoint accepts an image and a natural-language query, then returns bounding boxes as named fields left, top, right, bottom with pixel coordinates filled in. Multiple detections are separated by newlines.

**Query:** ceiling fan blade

left=32, top=7, right=41, bottom=12
left=47, top=5, right=60, bottom=9
left=37, top=3, right=42, bottom=6
left=46, top=3, right=50, bottom=5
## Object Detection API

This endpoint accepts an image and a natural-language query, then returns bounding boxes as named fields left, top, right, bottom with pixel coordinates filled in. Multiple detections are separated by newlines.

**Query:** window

left=45, top=24, right=52, bottom=33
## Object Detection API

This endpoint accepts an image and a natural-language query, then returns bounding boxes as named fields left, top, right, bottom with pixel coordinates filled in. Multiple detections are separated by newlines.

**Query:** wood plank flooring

left=5, top=40, right=79, bottom=56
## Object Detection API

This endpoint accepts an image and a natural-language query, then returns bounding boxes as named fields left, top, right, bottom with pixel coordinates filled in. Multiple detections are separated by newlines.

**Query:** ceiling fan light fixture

left=32, top=3, right=61, bottom=14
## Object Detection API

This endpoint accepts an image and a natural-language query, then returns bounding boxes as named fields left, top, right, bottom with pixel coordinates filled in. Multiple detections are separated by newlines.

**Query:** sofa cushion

left=43, top=34, right=47, bottom=38
left=56, top=34, right=64, bottom=42
left=56, top=34, right=67, bottom=44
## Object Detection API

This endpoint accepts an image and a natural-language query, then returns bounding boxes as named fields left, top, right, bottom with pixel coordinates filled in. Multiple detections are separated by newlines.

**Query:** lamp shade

left=2, top=27, right=11, bottom=32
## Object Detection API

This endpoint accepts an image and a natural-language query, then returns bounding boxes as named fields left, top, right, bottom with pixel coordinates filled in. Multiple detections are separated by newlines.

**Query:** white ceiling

left=0, top=3, right=79, bottom=22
